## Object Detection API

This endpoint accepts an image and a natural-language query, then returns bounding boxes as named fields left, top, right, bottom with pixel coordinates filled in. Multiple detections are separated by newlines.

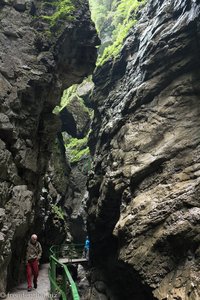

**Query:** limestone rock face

left=64, top=158, right=91, bottom=243
left=34, top=136, right=71, bottom=260
left=35, top=134, right=90, bottom=259
left=0, top=0, right=98, bottom=293
left=37, top=84, right=93, bottom=257
left=77, top=80, right=94, bottom=107
left=60, top=95, right=91, bottom=138
left=87, top=0, right=200, bottom=299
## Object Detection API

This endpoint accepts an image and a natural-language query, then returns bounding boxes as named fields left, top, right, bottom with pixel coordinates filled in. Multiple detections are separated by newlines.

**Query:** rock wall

left=0, top=0, right=98, bottom=293
left=36, top=134, right=91, bottom=260
left=87, top=0, right=200, bottom=299
left=36, top=78, right=94, bottom=259
left=34, top=135, right=71, bottom=261
left=64, top=156, right=91, bottom=243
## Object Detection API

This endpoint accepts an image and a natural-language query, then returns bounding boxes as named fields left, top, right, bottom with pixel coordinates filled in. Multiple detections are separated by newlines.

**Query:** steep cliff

left=35, top=90, right=92, bottom=259
left=34, top=135, right=71, bottom=260
left=87, top=0, right=200, bottom=299
left=0, top=0, right=98, bottom=293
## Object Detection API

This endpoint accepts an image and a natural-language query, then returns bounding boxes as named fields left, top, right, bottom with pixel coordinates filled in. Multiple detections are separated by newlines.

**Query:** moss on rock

left=64, top=135, right=90, bottom=164
left=42, top=0, right=76, bottom=28
left=89, top=0, right=147, bottom=66
left=51, top=204, right=65, bottom=220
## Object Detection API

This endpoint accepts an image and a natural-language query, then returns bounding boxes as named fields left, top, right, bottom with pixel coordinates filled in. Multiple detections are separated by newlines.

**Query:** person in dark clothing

left=26, top=234, right=42, bottom=292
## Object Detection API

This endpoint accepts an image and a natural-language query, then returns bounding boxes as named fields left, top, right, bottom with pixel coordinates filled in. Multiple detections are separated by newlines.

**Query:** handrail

left=49, top=243, right=84, bottom=300
left=49, top=255, right=80, bottom=300
left=48, top=266, right=67, bottom=300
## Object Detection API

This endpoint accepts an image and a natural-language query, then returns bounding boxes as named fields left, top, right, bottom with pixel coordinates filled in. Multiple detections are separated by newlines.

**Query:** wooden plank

left=59, top=258, right=88, bottom=264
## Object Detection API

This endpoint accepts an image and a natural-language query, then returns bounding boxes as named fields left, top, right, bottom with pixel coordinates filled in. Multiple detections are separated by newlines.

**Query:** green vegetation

left=42, top=0, right=76, bottom=28
left=53, top=85, right=78, bottom=114
left=98, top=18, right=137, bottom=65
left=89, top=0, right=147, bottom=65
left=53, top=80, right=92, bottom=166
left=60, top=85, right=78, bottom=109
left=51, top=204, right=65, bottom=220
left=64, top=135, right=90, bottom=164
left=53, top=83, right=91, bottom=119
left=89, top=0, right=112, bottom=32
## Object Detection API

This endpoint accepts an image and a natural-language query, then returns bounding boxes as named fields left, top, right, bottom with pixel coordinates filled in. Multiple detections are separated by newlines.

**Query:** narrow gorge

left=0, top=0, right=99, bottom=295
left=0, top=0, right=200, bottom=300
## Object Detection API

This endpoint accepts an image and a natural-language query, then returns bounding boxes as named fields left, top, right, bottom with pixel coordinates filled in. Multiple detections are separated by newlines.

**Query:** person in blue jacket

left=83, top=236, right=90, bottom=260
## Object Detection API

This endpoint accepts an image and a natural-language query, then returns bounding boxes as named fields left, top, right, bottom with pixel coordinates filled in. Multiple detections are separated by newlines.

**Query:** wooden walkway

left=8, top=264, right=50, bottom=300
left=59, top=258, right=88, bottom=264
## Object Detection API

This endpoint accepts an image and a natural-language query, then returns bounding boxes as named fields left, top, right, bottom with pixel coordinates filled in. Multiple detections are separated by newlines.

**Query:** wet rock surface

left=34, top=137, right=71, bottom=260
left=0, top=0, right=98, bottom=294
left=64, top=159, right=91, bottom=243
left=87, top=0, right=200, bottom=299
left=35, top=136, right=90, bottom=260
left=60, top=95, right=91, bottom=138
left=36, top=81, right=93, bottom=258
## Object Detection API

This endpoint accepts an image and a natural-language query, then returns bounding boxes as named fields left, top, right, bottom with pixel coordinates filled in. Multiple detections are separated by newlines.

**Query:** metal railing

left=49, top=244, right=84, bottom=300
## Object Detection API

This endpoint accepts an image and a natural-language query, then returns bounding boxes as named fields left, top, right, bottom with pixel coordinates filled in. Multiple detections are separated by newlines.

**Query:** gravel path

left=7, top=264, right=50, bottom=300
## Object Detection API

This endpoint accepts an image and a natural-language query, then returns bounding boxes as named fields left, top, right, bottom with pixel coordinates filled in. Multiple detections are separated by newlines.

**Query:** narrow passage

left=8, top=264, right=49, bottom=300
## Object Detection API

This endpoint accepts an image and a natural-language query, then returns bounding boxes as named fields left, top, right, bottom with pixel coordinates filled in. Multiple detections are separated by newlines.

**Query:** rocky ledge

left=0, top=0, right=98, bottom=294
left=87, top=0, right=200, bottom=299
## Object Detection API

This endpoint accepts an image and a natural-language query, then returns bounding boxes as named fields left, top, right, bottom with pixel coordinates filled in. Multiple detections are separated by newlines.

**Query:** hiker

left=26, top=234, right=42, bottom=292
left=83, top=236, right=90, bottom=260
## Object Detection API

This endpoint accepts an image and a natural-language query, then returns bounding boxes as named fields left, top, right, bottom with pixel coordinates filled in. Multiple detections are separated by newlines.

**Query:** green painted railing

left=49, top=244, right=84, bottom=300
